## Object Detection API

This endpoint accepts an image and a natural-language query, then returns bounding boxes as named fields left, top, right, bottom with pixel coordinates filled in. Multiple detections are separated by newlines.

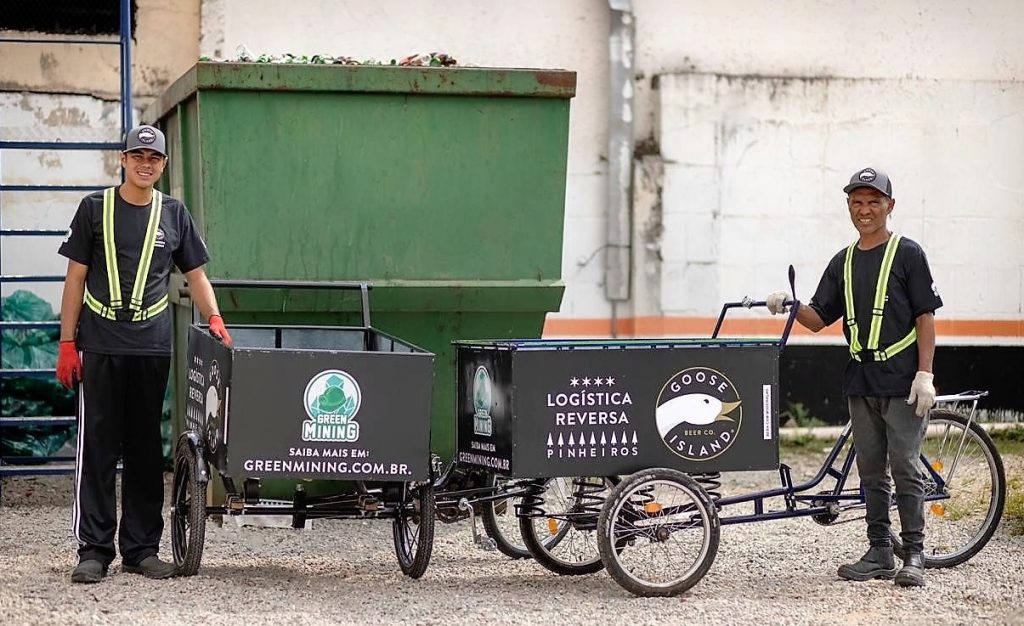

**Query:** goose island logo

left=472, top=366, right=493, bottom=436
left=204, top=359, right=224, bottom=451
left=302, top=370, right=361, bottom=442
left=656, top=367, right=741, bottom=461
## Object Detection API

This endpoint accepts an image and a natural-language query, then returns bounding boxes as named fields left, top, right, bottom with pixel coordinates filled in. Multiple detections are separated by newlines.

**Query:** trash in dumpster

left=199, top=45, right=457, bottom=67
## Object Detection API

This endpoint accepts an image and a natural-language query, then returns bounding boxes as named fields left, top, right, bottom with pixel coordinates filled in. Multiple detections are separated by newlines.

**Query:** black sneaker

left=71, top=559, right=108, bottom=584
left=122, top=555, right=178, bottom=579
left=895, top=552, right=926, bottom=587
left=837, top=546, right=899, bottom=581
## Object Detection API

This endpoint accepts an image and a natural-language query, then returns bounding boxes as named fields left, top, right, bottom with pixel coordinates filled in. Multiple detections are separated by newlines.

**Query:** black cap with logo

left=843, top=167, right=892, bottom=198
left=123, top=125, right=167, bottom=157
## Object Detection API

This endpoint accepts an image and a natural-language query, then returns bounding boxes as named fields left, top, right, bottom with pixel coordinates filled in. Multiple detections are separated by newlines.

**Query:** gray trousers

left=848, top=395, right=929, bottom=554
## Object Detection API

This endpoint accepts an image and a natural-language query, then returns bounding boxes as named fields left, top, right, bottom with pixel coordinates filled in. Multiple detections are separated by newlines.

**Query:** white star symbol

left=569, top=377, right=579, bottom=387
left=593, top=377, right=603, bottom=386
left=606, top=377, right=615, bottom=386
left=582, top=377, right=591, bottom=386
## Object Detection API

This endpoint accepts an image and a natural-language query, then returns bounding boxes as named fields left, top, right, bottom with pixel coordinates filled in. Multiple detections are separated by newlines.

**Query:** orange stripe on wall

left=543, top=316, right=1024, bottom=339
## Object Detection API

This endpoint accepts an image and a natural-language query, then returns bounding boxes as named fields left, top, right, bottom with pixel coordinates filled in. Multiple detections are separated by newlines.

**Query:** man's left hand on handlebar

left=766, top=291, right=790, bottom=315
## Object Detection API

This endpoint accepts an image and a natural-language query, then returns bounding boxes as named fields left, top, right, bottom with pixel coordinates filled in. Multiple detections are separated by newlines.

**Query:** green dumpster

left=146, top=62, right=575, bottom=488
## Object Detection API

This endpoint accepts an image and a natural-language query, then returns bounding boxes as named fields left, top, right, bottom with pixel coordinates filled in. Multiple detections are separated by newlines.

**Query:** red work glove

left=56, top=340, right=82, bottom=389
left=208, top=314, right=233, bottom=347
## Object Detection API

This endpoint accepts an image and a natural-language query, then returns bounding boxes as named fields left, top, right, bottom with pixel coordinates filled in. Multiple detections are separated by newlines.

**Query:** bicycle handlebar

left=711, top=265, right=800, bottom=352
left=711, top=297, right=801, bottom=352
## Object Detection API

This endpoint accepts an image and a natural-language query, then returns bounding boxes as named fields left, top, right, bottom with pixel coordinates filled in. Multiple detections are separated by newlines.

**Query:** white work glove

left=766, top=291, right=790, bottom=315
left=906, top=371, right=936, bottom=417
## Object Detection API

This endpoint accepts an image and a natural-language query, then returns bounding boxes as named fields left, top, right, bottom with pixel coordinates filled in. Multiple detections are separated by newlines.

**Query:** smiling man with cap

left=56, top=124, right=231, bottom=583
left=765, top=166, right=942, bottom=587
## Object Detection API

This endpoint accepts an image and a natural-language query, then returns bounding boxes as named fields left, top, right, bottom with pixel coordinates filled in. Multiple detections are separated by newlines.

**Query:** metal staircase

left=0, top=0, right=133, bottom=502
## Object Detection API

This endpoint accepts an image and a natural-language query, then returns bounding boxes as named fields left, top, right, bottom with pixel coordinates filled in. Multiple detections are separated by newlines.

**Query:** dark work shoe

left=122, top=555, right=178, bottom=579
left=895, top=552, right=926, bottom=587
left=837, top=546, right=899, bottom=581
left=71, top=559, right=108, bottom=584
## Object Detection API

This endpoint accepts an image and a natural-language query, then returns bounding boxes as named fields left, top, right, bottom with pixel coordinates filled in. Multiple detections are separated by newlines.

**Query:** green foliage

left=989, top=426, right=1024, bottom=456
left=1006, top=476, right=1024, bottom=536
left=780, top=401, right=829, bottom=429
left=990, top=426, right=1024, bottom=441
left=1, top=290, right=74, bottom=457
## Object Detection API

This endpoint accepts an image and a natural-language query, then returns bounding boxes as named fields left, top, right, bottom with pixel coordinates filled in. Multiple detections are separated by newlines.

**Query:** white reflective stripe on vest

left=843, top=234, right=917, bottom=362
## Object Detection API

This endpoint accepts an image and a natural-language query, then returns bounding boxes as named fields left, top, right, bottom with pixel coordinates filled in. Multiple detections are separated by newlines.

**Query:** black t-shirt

left=808, top=236, right=943, bottom=397
left=58, top=188, right=209, bottom=356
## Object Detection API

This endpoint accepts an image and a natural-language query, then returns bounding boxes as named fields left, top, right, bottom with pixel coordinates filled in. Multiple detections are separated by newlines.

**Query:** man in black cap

left=56, top=124, right=232, bottom=583
left=766, top=167, right=942, bottom=587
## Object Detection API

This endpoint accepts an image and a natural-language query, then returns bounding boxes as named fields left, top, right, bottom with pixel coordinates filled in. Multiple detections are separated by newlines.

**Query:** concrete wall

left=626, top=0, right=1024, bottom=344
left=205, top=0, right=1023, bottom=345
left=4, top=0, right=1023, bottom=345
left=652, top=73, right=1024, bottom=343
left=0, top=0, right=201, bottom=304
left=0, top=0, right=201, bottom=101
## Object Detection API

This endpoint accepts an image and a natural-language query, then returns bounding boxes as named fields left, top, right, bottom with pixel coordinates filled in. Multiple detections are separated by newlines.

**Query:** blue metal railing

left=0, top=141, right=122, bottom=151
left=0, top=0, right=134, bottom=495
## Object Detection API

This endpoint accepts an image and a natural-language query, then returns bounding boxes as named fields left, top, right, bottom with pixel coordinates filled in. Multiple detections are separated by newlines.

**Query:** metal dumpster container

left=146, top=62, right=576, bottom=465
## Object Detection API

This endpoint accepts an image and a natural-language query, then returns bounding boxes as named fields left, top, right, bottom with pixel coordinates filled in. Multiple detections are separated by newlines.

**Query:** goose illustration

left=656, top=393, right=741, bottom=437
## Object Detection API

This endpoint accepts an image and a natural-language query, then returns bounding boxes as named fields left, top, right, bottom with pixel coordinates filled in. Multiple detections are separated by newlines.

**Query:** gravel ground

left=2, top=452, right=1022, bottom=626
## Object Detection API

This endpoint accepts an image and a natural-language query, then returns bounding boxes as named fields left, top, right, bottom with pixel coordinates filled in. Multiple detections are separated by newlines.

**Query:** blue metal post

left=120, top=0, right=133, bottom=135
left=0, top=0, right=135, bottom=498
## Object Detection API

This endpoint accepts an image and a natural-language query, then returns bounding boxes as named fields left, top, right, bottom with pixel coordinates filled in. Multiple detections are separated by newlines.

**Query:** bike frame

left=714, top=391, right=988, bottom=526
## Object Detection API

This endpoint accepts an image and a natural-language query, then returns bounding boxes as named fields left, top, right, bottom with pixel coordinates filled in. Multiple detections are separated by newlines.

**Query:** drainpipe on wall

left=606, top=0, right=635, bottom=336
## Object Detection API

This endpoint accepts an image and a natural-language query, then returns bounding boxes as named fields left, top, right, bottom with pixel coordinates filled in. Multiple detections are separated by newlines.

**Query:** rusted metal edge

left=144, top=62, right=576, bottom=122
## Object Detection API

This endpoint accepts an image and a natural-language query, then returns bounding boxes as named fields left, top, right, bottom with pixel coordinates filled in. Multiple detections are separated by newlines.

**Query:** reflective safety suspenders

left=843, top=234, right=917, bottom=362
left=83, top=187, right=169, bottom=322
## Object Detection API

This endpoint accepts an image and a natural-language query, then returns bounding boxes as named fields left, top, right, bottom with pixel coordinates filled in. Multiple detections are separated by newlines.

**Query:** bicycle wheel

left=393, top=482, right=435, bottom=578
left=171, top=440, right=206, bottom=576
left=598, top=468, right=719, bottom=597
left=481, top=474, right=533, bottom=559
left=519, top=476, right=612, bottom=575
left=890, top=409, right=1006, bottom=568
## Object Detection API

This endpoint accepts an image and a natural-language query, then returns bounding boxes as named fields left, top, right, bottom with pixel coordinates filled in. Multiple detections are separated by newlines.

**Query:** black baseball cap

left=843, top=167, right=892, bottom=198
left=123, top=125, right=167, bottom=156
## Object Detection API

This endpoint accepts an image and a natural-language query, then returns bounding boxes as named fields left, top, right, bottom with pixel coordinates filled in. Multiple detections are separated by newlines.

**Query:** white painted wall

left=655, top=73, right=1024, bottom=322
left=632, top=0, right=1024, bottom=142
left=5, top=0, right=1024, bottom=341
left=205, top=0, right=1024, bottom=339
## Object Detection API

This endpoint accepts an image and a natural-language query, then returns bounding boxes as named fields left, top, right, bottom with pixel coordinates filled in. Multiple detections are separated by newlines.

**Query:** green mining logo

left=302, top=369, right=362, bottom=442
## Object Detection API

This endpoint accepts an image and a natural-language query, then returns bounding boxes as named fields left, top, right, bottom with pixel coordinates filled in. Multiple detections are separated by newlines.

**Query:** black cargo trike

left=450, top=271, right=1004, bottom=597
left=171, top=281, right=436, bottom=578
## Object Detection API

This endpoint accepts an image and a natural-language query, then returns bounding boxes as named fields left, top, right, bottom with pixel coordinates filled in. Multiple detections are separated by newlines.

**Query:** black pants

left=74, top=352, right=170, bottom=566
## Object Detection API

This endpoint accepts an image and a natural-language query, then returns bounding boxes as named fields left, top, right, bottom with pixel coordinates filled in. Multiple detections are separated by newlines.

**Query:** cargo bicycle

left=453, top=270, right=1006, bottom=596
left=170, top=281, right=437, bottom=578
left=596, top=287, right=1006, bottom=596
